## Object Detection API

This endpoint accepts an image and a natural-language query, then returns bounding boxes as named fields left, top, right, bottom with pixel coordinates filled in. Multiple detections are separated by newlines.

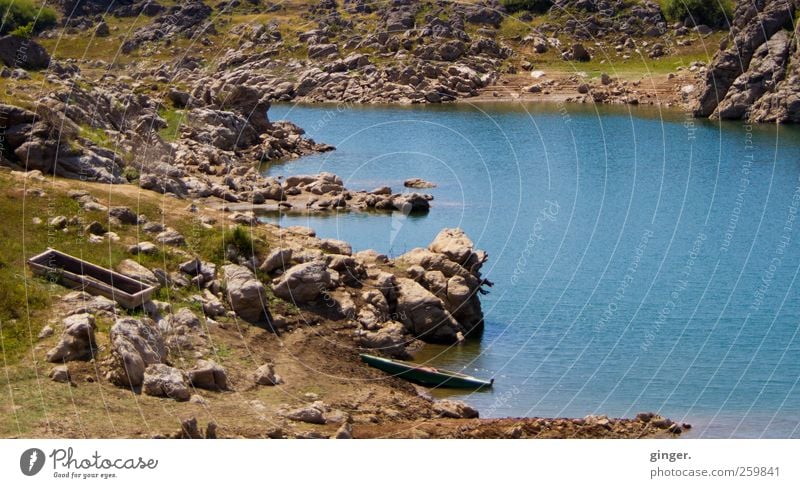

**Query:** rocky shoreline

left=2, top=167, right=688, bottom=439
left=2, top=0, right=776, bottom=439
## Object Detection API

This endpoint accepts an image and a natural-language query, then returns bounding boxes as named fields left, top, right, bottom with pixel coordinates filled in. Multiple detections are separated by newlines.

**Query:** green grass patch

left=658, top=0, right=734, bottom=27
left=157, top=107, right=185, bottom=142
left=0, top=0, right=57, bottom=36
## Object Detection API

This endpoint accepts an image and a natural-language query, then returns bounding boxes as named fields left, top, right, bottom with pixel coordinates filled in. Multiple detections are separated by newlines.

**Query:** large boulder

left=395, top=278, right=460, bottom=342
left=272, top=261, right=332, bottom=304
left=45, top=314, right=97, bottom=362
left=116, top=259, right=159, bottom=286
left=259, top=248, right=293, bottom=274
left=0, top=35, right=51, bottom=70
left=187, top=359, right=228, bottom=391
left=398, top=229, right=489, bottom=338
left=356, top=321, right=409, bottom=357
left=428, top=228, right=487, bottom=273
left=108, top=317, right=166, bottom=387
left=142, top=364, right=190, bottom=401
left=222, top=264, right=269, bottom=322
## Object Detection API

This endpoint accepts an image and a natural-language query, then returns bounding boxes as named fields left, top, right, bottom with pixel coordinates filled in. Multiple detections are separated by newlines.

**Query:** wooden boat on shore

left=360, top=353, right=493, bottom=389
left=27, top=248, right=156, bottom=309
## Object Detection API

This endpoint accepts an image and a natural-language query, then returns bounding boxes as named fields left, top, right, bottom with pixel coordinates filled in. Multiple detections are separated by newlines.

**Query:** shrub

left=228, top=225, right=256, bottom=259
left=501, top=0, right=553, bottom=14
left=661, top=0, right=732, bottom=27
left=0, top=0, right=58, bottom=36
left=122, top=166, right=140, bottom=183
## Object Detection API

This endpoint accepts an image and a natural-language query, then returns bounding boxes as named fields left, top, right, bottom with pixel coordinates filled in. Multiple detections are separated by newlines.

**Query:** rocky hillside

left=693, top=0, right=800, bottom=123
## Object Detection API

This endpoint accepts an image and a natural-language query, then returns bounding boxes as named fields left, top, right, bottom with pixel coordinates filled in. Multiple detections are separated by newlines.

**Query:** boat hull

left=360, top=354, right=492, bottom=389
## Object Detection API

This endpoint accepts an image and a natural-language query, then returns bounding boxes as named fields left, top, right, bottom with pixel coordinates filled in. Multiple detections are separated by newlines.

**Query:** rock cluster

left=693, top=0, right=800, bottom=122
left=395, top=228, right=490, bottom=342
left=121, top=1, right=214, bottom=54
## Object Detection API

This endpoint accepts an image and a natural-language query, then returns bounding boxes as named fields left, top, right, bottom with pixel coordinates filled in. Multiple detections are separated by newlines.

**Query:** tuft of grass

left=157, top=107, right=185, bottom=142
left=79, top=125, right=113, bottom=149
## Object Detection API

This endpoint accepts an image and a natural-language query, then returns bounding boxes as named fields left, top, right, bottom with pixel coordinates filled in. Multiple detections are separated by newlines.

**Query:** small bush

left=0, top=0, right=58, bottom=36
left=122, top=166, right=140, bottom=183
left=228, top=225, right=256, bottom=259
left=9, top=23, right=33, bottom=38
left=158, top=107, right=185, bottom=142
left=501, top=0, right=553, bottom=14
left=661, top=0, right=732, bottom=27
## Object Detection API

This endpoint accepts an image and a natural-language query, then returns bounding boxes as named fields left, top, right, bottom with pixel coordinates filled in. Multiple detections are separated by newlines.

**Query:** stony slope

left=693, top=0, right=800, bottom=123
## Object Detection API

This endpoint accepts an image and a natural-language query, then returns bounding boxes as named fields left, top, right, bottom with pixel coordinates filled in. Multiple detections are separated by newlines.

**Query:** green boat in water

left=360, top=354, right=493, bottom=389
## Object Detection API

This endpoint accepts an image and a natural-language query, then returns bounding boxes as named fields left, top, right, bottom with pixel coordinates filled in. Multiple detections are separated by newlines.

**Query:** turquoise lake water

left=265, top=101, right=800, bottom=438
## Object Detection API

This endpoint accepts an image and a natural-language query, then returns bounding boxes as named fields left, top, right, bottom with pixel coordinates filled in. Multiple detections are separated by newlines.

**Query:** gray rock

left=116, top=259, right=159, bottom=286
left=38, top=325, right=54, bottom=340
left=155, top=228, right=185, bottom=246
left=85, top=221, right=106, bottom=235
left=356, top=321, right=408, bottom=357
left=0, top=35, right=50, bottom=70
left=161, top=308, right=201, bottom=331
left=143, top=364, right=190, bottom=401
left=108, top=317, right=166, bottom=387
left=188, top=359, right=228, bottom=391
left=395, top=278, right=460, bottom=342
left=254, top=363, right=283, bottom=386
left=222, top=264, right=268, bottom=322
left=46, top=314, right=97, bottom=363
left=109, top=206, right=138, bottom=224
left=308, top=43, right=339, bottom=58
left=571, top=43, right=591, bottom=62
left=433, top=399, right=479, bottom=419
left=334, top=422, right=353, bottom=439
left=716, top=30, right=791, bottom=120
left=128, top=241, right=158, bottom=255
left=49, top=216, right=68, bottom=229
left=318, top=238, right=352, bottom=256
left=259, top=248, right=293, bottom=274
left=283, top=405, right=326, bottom=424
left=272, top=261, right=332, bottom=304
left=50, top=365, right=71, bottom=383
